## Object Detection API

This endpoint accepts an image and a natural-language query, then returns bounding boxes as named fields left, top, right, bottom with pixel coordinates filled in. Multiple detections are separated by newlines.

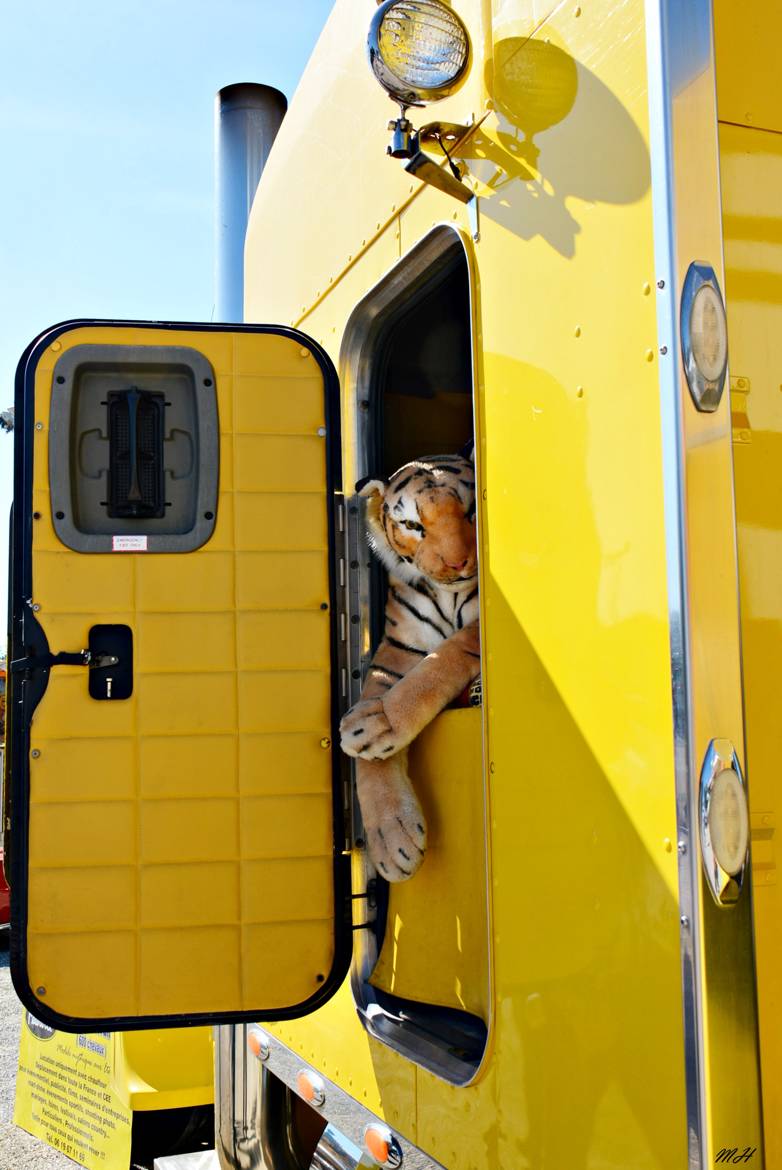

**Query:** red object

left=0, top=848, right=9, bottom=930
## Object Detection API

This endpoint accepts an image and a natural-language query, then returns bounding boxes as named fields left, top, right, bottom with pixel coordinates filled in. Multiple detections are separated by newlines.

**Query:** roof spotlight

left=368, top=0, right=471, bottom=109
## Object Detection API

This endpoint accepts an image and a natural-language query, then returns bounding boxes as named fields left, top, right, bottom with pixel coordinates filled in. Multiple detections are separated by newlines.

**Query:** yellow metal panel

left=714, top=0, right=782, bottom=134
left=252, top=0, right=690, bottom=1163
left=29, top=932, right=137, bottom=1018
left=235, top=552, right=328, bottom=610
left=139, top=736, right=235, bottom=799
left=140, top=800, right=238, bottom=864
left=370, top=709, right=487, bottom=1018
left=140, top=864, right=240, bottom=928
left=721, top=115, right=782, bottom=1170
left=238, top=734, right=332, bottom=796
left=233, top=493, right=327, bottom=551
left=29, top=867, right=136, bottom=933
left=22, top=323, right=340, bottom=1022
left=120, top=1027, right=213, bottom=1111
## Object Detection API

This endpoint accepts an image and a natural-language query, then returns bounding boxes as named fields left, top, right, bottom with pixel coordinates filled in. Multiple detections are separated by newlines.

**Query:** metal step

left=153, top=1150, right=221, bottom=1170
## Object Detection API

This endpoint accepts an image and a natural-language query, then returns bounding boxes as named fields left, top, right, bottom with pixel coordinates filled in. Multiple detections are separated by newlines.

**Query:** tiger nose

left=446, top=557, right=469, bottom=571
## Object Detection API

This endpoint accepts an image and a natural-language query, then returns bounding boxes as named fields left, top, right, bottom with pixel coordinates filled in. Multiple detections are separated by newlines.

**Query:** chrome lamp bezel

left=699, top=738, right=749, bottom=907
left=368, top=0, right=471, bottom=107
left=680, top=260, right=729, bottom=413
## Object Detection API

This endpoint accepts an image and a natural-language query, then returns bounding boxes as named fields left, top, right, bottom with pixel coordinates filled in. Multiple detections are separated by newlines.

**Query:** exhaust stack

left=214, top=83, right=286, bottom=323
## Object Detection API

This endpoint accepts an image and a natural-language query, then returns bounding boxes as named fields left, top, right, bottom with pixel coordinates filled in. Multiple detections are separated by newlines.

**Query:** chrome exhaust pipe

left=214, top=83, right=286, bottom=322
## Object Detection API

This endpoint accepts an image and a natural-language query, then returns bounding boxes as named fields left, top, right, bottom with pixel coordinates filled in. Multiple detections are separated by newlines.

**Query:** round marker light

left=699, top=739, right=750, bottom=906
left=368, top=0, right=471, bottom=107
left=690, top=284, right=727, bottom=385
left=709, top=768, right=749, bottom=877
left=364, top=1123, right=403, bottom=1167
left=680, top=262, right=729, bottom=412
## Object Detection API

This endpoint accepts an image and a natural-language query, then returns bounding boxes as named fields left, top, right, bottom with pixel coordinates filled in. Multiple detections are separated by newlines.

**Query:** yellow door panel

left=7, top=319, right=350, bottom=1031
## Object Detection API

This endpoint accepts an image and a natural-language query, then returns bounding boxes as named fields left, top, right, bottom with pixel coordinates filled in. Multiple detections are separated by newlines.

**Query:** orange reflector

left=295, top=1069, right=325, bottom=1107
left=296, top=1071, right=315, bottom=1102
left=365, top=1127, right=391, bottom=1163
left=246, top=1028, right=269, bottom=1060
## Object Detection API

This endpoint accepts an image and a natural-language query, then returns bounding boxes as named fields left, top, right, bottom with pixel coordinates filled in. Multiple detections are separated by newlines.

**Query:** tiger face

left=357, top=452, right=477, bottom=592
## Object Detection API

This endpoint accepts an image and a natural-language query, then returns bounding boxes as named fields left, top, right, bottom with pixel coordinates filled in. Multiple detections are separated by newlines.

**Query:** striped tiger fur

left=339, top=450, right=481, bottom=882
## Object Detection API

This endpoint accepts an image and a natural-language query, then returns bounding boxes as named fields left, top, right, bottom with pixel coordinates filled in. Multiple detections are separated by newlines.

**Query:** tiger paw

left=339, top=697, right=406, bottom=760
left=357, top=766, right=427, bottom=882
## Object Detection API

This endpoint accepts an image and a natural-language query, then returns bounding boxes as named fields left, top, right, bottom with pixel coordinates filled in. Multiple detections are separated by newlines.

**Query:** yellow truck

left=5, top=1, right=781, bottom=1166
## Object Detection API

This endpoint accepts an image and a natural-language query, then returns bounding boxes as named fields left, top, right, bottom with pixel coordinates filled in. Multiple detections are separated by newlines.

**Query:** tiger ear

left=355, top=476, right=386, bottom=499
left=460, top=439, right=475, bottom=464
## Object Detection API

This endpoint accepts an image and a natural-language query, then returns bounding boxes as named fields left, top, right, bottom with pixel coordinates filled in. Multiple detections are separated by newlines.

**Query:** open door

left=6, top=320, right=351, bottom=1031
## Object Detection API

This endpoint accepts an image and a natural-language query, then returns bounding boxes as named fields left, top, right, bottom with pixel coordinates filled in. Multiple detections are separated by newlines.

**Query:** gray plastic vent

left=49, top=344, right=219, bottom=553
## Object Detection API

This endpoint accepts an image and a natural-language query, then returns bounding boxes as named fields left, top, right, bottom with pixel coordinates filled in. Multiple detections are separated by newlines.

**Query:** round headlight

left=680, top=262, right=729, bottom=413
left=368, top=0, right=471, bottom=106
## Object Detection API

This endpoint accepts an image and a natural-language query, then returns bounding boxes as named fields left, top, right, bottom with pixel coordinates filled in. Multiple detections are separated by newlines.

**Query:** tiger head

left=357, top=450, right=477, bottom=592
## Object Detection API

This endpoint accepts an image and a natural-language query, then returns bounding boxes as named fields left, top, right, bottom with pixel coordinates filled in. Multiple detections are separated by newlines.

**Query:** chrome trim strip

left=253, top=1026, right=447, bottom=1170
left=644, top=4, right=705, bottom=1165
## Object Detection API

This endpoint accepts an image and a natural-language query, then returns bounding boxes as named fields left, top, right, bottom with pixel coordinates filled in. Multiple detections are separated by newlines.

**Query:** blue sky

left=0, top=0, right=335, bottom=629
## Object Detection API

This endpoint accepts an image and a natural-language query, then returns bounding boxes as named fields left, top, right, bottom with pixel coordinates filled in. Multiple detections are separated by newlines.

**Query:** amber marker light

left=295, top=1069, right=326, bottom=1108
left=247, top=1027, right=269, bottom=1061
left=364, top=1123, right=403, bottom=1167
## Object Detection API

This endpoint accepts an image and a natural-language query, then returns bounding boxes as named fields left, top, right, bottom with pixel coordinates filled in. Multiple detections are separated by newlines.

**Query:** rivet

left=482, top=488, right=487, bottom=500
left=642, top=282, right=651, bottom=295
left=657, top=279, right=665, bottom=289
left=50, top=341, right=61, bottom=352
left=317, top=426, right=327, bottom=437
left=489, top=761, right=496, bottom=773
left=739, top=429, right=751, bottom=441
left=680, top=915, right=690, bottom=929
left=574, top=325, right=581, bottom=337
left=32, top=603, right=41, bottom=612
left=35, top=422, right=43, bottom=431
left=574, top=4, right=582, bottom=14
left=737, top=377, right=747, bottom=388
left=36, top=986, right=46, bottom=996
left=320, top=737, right=331, bottom=749
left=664, top=837, right=672, bottom=852
left=645, top=349, right=654, bottom=362
left=660, top=345, right=668, bottom=355
left=31, top=749, right=41, bottom=759
left=678, top=840, right=687, bottom=854
left=299, top=347, right=310, bottom=358
left=576, top=385, right=584, bottom=398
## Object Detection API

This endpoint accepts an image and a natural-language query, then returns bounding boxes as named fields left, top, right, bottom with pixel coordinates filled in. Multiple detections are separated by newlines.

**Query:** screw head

left=320, top=737, right=331, bottom=750
left=32, top=603, right=41, bottom=612
left=657, top=279, right=665, bottom=289
left=35, top=422, right=43, bottom=431
left=36, top=985, right=46, bottom=996
left=31, top=749, right=41, bottom=759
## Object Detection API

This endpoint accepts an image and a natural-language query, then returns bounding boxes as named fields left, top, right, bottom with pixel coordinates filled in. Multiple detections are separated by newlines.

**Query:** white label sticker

left=112, top=535, right=148, bottom=552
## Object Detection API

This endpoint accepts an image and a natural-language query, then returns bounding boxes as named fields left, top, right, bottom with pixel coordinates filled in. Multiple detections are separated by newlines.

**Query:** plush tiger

left=339, top=449, right=481, bottom=882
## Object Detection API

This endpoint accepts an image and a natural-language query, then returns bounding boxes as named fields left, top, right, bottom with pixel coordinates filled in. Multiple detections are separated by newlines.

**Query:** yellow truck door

left=6, top=319, right=351, bottom=1031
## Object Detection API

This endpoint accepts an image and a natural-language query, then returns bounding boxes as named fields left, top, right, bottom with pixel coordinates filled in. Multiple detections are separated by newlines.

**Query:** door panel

left=8, top=320, right=350, bottom=1030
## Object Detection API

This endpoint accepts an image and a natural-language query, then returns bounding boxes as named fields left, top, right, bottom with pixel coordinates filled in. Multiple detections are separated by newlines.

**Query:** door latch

left=11, top=625, right=132, bottom=701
